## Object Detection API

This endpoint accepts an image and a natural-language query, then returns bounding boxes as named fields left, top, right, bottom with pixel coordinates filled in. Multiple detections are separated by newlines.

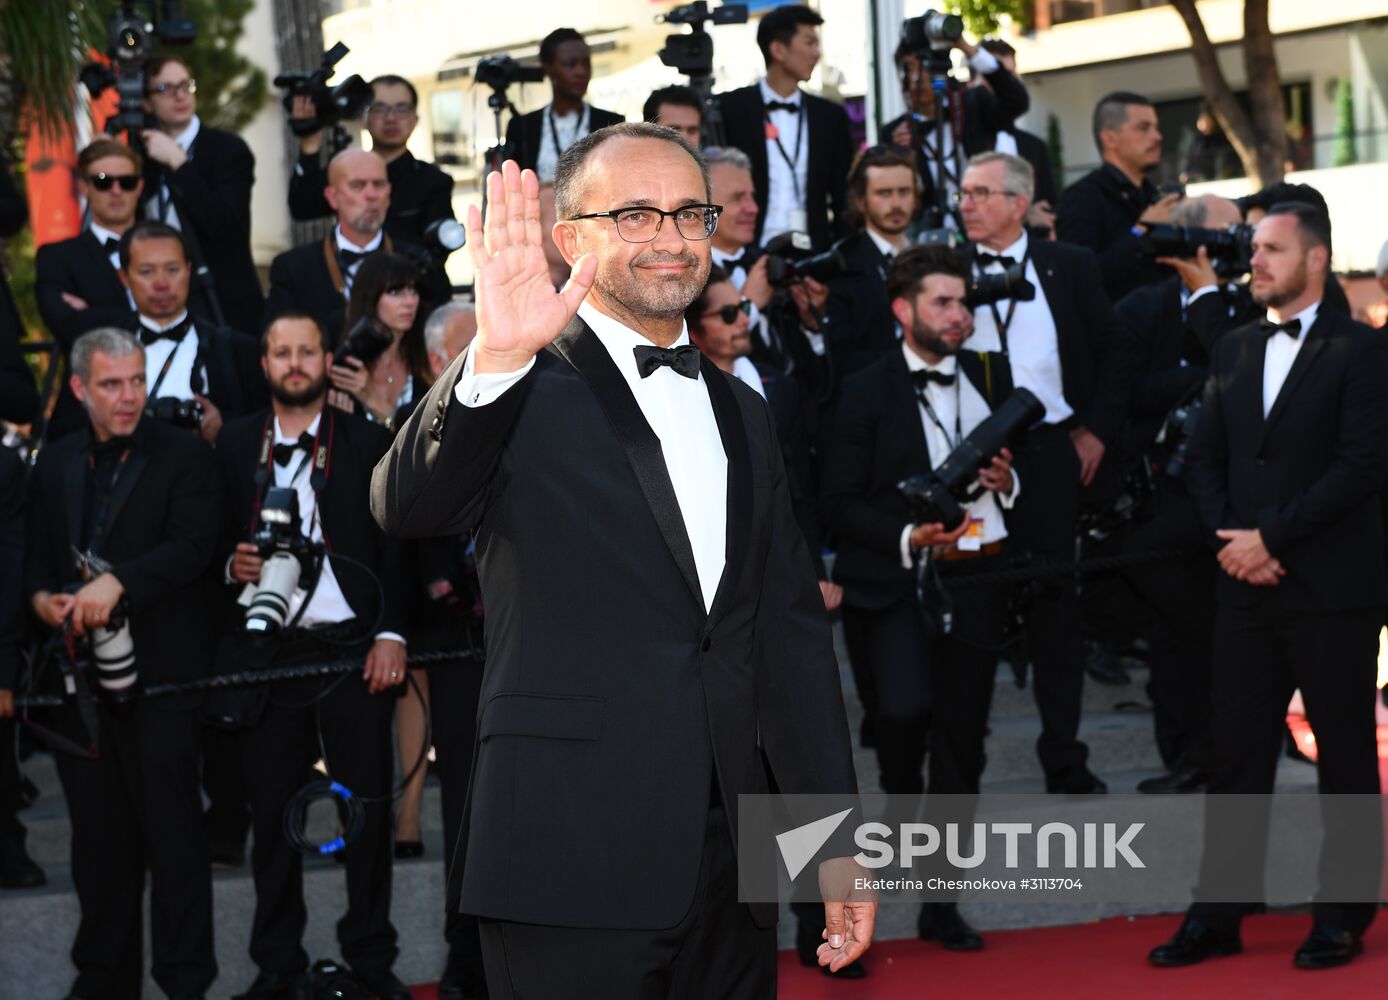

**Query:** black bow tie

left=273, top=432, right=316, bottom=467
left=99, top=236, right=122, bottom=254
left=723, top=249, right=757, bottom=273
left=975, top=252, right=1016, bottom=269
left=1259, top=317, right=1302, bottom=340
left=139, top=316, right=192, bottom=346
left=765, top=100, right=800, bottom=113
left=634, top=344, right=701, bottom=380
left=912, top=368, right=955, bottom=389
left=339, top=247, right=370, bottom=268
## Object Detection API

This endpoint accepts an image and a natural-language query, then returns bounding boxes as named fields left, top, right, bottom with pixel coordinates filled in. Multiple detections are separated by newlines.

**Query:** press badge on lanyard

left=957, top=517, right=985, bottom=552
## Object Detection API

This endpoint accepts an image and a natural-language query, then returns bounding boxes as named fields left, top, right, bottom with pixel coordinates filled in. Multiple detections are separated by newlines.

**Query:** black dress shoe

left=1148, top=917, right=1243, bottom=966
left=1137, top=767, right=1211, bottom=794
left=394, top=839, right=425, bottom=859
left=231, top=971, right=309, bottom=1000
left=918, top=902, right=984, bottom=951
left=1294, top=922, right=1364, bottom=969
left=1045, top=770, right=1108, bottom=795
left=208, top=839, right=246, bottom=869
left=354, top=968, right=413, bottom=1000
left=1085, top=640, right=1131, bottom=686
left=439, top=947, right=488, bottom=1000
left=0, top=840, right=47, bottom=888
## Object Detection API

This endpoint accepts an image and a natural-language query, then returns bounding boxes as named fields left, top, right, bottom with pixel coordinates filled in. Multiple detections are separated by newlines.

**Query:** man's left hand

left=363, top=637, right=407, bottom=694
left=140, top=130, right=188, bottom=170
left=0, top=690, right=13, bottom=719
left=818, top=580, right=843, bottom=612
left=790, top=277, right=829, bottom=330
left=1070, top=428, right=1106, bottom=486
left=978, top=447, right=1014, bottom=495
left=1215, top=529, right=1284, bottom=584
left=70, top=573, right=125, bottom=638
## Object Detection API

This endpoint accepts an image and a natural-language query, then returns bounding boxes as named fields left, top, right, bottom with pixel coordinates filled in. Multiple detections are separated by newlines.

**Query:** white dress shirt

left=455, top=302, right=729, bottom=611
left=148, top=115, right=201, bottom=230
left=731, top=356, right=767, bottom=400
left=1262, top=300, right=1321, bottom=417
left=759, top=79, right=809, bottom=243
left=335, top=226, right=384, bottom=298
left=89, top=222, right=126, bottom=271
left=897, top=344, right=1018, bottom=566
left=535, top=103, right=592, bottom=185
left=966, top=229, right=1074, bottom=426
left=140, top=310, right=205, bottom=400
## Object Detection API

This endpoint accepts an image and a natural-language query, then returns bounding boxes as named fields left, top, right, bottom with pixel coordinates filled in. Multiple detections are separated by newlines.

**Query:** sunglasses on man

left=702, top=299, right=753, bottom=325
left=87, top=173, right=141, bottom=192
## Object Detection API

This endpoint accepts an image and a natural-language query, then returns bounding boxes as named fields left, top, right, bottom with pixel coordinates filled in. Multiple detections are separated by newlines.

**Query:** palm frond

left=0, top=0, right=105, bottom=138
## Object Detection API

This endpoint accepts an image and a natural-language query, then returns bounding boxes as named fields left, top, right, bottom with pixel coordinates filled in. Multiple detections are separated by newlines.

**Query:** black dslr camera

left=274, top=42, right=374, bottom=137
left=899, top=388, right=1044, bottom=530
left=475, top=55, right=545, bottom=90
left=332, top=316, right=394, bottom=368
left=762, top=232, right=850, bottom=289
left=145, top=395, right=204, bottom=430
left=1142, top=223, right=1255, bottom=277
left=900, top=9, right=963, bottom=79
left=967, top=263, right=1036, bottom=308
left=243, top=487, right=324, bottom=635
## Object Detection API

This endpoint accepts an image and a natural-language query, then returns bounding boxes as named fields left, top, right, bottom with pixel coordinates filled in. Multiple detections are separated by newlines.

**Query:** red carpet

left=407, top=914, right=1388, bottom=998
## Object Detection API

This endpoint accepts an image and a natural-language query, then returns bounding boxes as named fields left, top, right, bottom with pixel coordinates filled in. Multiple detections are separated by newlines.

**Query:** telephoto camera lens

left=245, top=551, right=303, bottom=634
left=91, top=619, right=138, bottom=703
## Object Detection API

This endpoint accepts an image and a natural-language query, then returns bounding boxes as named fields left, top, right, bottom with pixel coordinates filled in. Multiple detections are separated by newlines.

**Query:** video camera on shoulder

left=762, top=232, right=851, bottom=289
left=1142, top=223, right=1254, bottom=277
left=333, top=315, right=394, bottom=368
left=274, top=42, right=374, bottom=138
left=145, top=395, right=204, bottom=430
left=80, top=1, right=197, bottom=136
left=898, top=388, right=1043, bottom=531
left=243, top=487, right=324, bottom=635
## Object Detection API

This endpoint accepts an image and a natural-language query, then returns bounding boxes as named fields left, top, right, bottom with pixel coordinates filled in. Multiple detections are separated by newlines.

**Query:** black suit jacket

left=371, top=320, right=856, bottom=930
left=1055, top=164, right=1168, bottom=302
left=288, top=149, right=458, bottom=250
left=719, top=86, right=853, bottom=250
left=0, top=448, right=25, bottom=688
left=171, top=317, right=269, bottom=422
left=1012, top=127, right=1057, bottom=207
left=24, top=418, right=222, bottom=684
left=821, top=350, right=1013, bottom=609
left=822, top=230, right=897, bottom=381
left=502, top=105, right=625, bottom=173
left=0, top=165, right=38, bottom=425
left=1185, top=308, right=1388, bottom=611
left=215, top=407, right=407, bottom=637
left=140, top=125, right=264, bottom=334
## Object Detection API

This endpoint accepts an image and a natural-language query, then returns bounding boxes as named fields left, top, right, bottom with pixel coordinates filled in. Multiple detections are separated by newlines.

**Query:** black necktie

left=975, top=252, right=1016, bottom=269
left=139, top=315, right=192, bottom=347
left=100, top=236, right=122, bottom=254
left=912, top=368, right=955, bottom=389
left=1259, top=317, right=1302, bottom=340
left=273, top=432, right=316, bottom=468
left=339, top=247, right=369, bottom=268
left=633, top=344, right=701, bottom=380
left=765, top=100, right=800, bottom=113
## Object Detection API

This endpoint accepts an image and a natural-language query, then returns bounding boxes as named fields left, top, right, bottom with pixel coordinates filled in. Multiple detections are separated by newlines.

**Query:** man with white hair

left=425, top=300, right=478, bottom=379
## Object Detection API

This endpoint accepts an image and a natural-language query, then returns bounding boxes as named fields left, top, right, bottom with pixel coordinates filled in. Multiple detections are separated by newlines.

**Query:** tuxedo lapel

left=80, top=232, right=126, bottom=298
left=551, top=320, right=705, bottom=612
left=1260, top=320, right=1329, bottom=447
left=699, top=357, right=750, bottom=627
left=889, top=354, right=933, bottom=470
left=101, top=434, right=151, bottom=546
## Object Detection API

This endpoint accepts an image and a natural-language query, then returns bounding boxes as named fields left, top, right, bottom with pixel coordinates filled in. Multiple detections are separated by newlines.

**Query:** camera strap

left=85, top=445, right=133, bottom=558
left=981, top=245, right=1032, bottom=356
left=546, top=103, right=590, bottom=160
left=764, top=101, right=806, bottom=203
left=912, top=379, right=963, bottom=456
left=323, top=234, right=394, bottom=298
left=250, top=409, right=335, bottom=538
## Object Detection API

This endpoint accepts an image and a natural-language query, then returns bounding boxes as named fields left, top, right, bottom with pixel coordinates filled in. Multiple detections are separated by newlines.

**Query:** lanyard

left=913, top=378, right=963, bottom=456
left=980, top=245, right=1032, bottom=356
left=547, top=105, right=587, bottom=160
left=766, top=101, right=806, bottom=202
left=147, top=329, right=203, bottom=398
left=250, top=411, right=334, bottom=545
left=85, top=446, right=132, bottom=559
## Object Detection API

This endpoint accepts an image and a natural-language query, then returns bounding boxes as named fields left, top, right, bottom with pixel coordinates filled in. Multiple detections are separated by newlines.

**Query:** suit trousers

left=478, top=801, right=776, bottom=1000
left=0, top=715, right=25, bottom=844
left=1190, top=603, right=1382, bottom=935
left=239, top=643, right=398, bottom=978
left=1007, top=425, right=1091, bottom=781
left=53, top=697, right=216, bottom=1000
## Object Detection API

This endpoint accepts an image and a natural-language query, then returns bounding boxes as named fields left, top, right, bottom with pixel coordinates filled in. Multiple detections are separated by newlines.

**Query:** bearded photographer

left=820, top=244, right=1018, bottom=953
left=120, top=221, right=266, bottom=443
left=139, top=55, right=264, bottom=335
left=288, top=74, right=458, bottom=255
left=25, top=326, right=219, bottom=1000
left=215, top=312, right=412, bottom=1000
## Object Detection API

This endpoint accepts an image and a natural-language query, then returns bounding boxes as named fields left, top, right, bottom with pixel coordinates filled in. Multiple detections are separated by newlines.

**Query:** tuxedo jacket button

left=700, top=636, right=712, bottom=652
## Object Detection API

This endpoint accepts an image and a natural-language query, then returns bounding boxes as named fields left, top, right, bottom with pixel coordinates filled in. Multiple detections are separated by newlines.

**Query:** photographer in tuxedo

left=140, top=55, right=264, bottom=335
left=719, top=4, right=853, bottom=249
left=1056, top=91, right=1177, bottom=301
left=958, top=152, right=1134, bottom=794
left=289, top=75, right=457, bottom=254
left=119, top=221, right=265, bottom=443
left=1150, top=203, right=1388, bottom=971
left=216, top=312, right=411, bottom=1000
left=372, top=127, right=874, bottom=994
left=26, top=326, right=219, bottom=1000
left=503, top=28, right=623, bottom=182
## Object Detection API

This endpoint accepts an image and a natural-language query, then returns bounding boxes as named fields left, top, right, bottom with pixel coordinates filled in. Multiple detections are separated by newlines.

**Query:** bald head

left=325, top=148, right=391, bottom=241
left=1172, top=194, right=1242, bottom=230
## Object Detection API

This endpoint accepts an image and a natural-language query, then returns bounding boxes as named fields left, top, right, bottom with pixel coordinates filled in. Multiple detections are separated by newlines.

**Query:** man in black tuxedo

left=1056, top=91, right=1179, bottom=302
left=643, top=84, right=704, bottom=146
left=822, top=146, right=918, bottom=380
left=119, top=221, right=266, bottom=443
left=503, top=28, right=623, bottom=182
left=372, top=126, right=875, bottom=995
left=35, top=139, right=145, bottom=438
left=821, top=244, right=1019, bottom=953
left=958, top=151, right=1134, bottom=793
left=216, top=312, right=411, bottom=1000
left=26, top=326, right=219, bottom=1000
left=139, top=56, right=264, bottom=335
left=974, top=40, right=1055, bottom=228
left=719, top=4, right=853, bottom=249
left=288, top=74, right=457, bottom=256
left=881, top=35, right=1029, bottom=231
left=1150, top=203, right=1388, bottom=971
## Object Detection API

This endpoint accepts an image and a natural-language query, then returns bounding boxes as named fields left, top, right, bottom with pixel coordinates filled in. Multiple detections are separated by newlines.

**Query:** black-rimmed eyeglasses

left=570, top=204, right=723, bottom=243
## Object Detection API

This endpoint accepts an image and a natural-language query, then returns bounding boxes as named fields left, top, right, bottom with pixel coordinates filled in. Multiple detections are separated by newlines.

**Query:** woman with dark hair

left=329, top=251, right=435, bottom=430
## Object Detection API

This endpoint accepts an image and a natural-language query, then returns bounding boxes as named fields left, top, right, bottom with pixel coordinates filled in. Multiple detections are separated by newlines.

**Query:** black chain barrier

left=940, top=547, right=1191, bottom=590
